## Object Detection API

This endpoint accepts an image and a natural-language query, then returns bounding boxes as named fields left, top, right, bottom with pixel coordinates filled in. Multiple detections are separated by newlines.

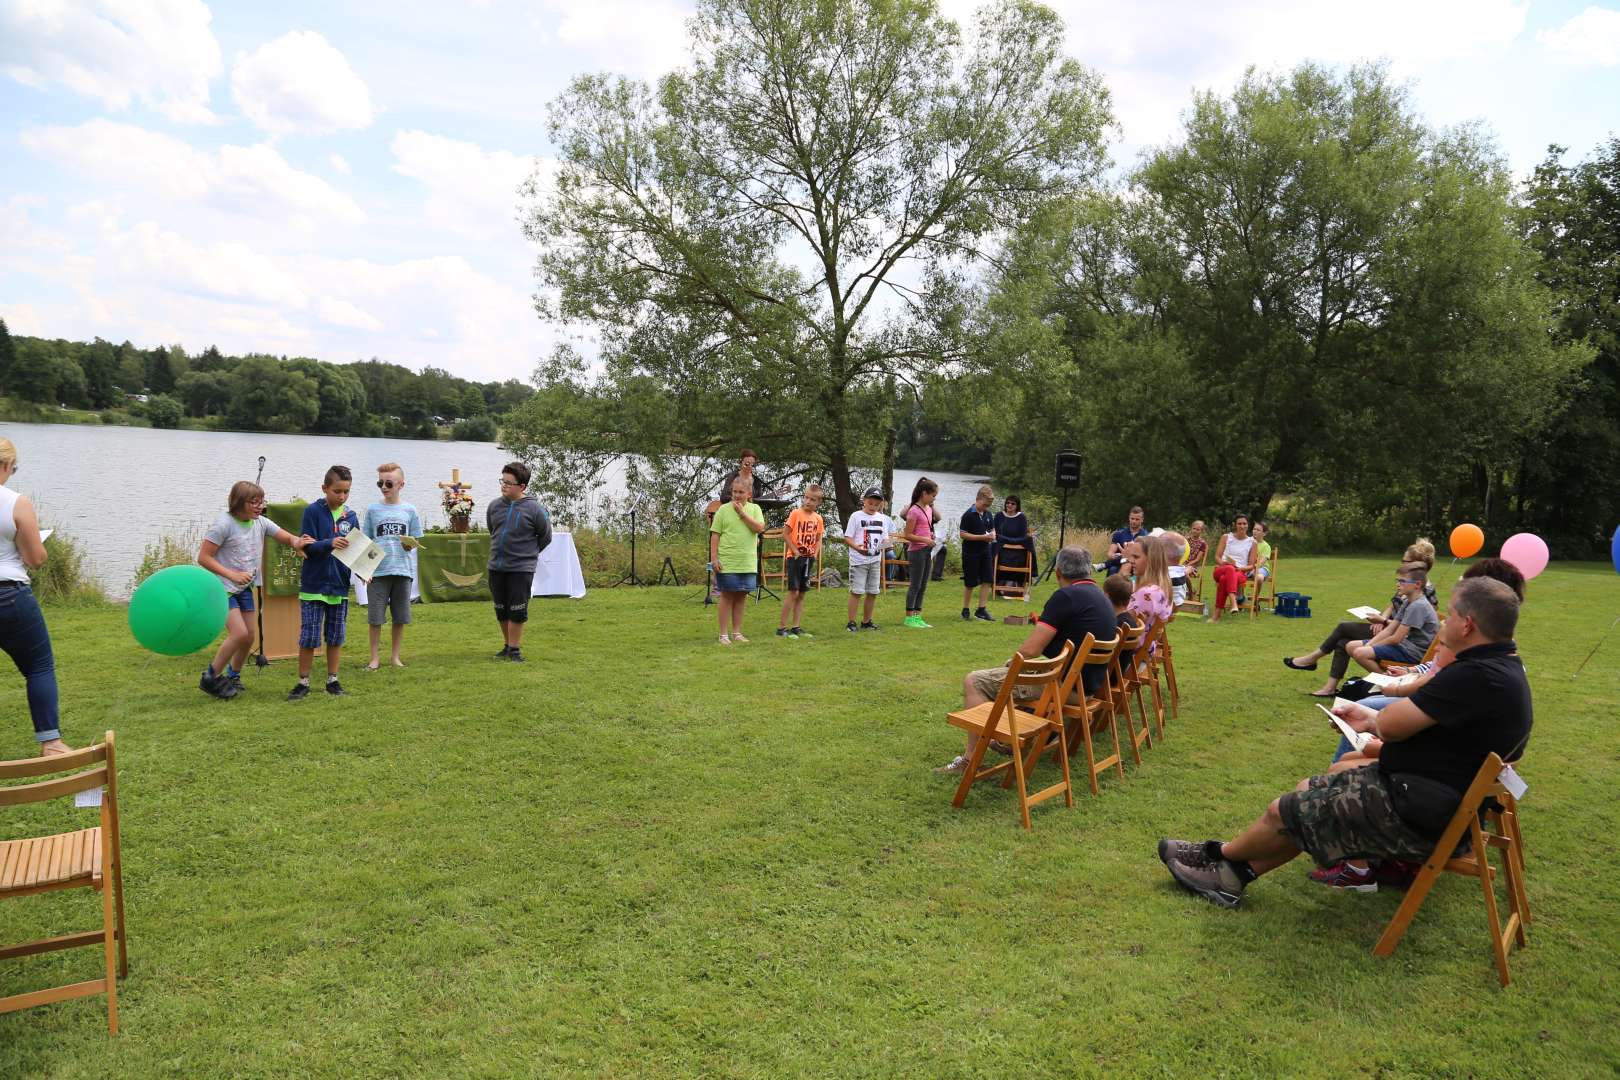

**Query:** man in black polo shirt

left=934, top=546, right=1116, bottom=775
left=1157, top=577, right=1531, bottom=908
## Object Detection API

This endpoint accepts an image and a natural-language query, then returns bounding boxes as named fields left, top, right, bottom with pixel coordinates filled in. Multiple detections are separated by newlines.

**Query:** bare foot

left=40, top=739, right=74, bottom=757
left=732, top=632, right=750, bottom=643
left=364, top=662, right=381, bottom=672
left=390, top=658, right=406, bottom=668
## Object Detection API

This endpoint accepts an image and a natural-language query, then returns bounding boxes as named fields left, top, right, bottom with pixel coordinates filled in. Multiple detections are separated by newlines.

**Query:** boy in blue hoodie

left=289, top=465, right=360, bottom=700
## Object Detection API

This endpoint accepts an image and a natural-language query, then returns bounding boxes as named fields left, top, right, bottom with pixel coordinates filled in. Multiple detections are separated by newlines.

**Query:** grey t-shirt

left=203, top=513, right=277, bottom=592
left=1396, top=595, right=1439, bottom=657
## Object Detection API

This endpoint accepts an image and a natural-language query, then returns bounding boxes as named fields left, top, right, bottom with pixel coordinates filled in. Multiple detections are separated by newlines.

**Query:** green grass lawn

left=3, top=556, right=1618, bottom=1077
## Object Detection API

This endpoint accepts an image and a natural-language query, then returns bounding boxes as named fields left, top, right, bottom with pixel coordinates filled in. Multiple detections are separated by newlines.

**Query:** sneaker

left=916, top=618, right=933, bottom=629
left=1373, top=859, right=1421, bottom=890
left=1163, top=849, right=1246, bottom=908
left=286, top=683, right=311, bottom=702
left=1308, top=861, right=1378, bottom=893
left=974, top=608, right=994, bottom=622
left=932, top=754, right=971, bottom=775
left=846, top=621, right=859, bottom=633
left=962, top=607, right=972, bottom=621
left=777, top=627, right=791, bottom=638
left=493, top=645, right=513, bottom=660
left=507, top=649, right=526, bottom=663
left=904, top=616, right=931, bottom=629
left=199, top=669, right=222, bottom=697
left=860, top=621, right=879, bottom=631
left=793, top=627, right=812, bottom=638
left=229, top=673, right=246, bottom=693
left=325, top=679, right=349, bottom=696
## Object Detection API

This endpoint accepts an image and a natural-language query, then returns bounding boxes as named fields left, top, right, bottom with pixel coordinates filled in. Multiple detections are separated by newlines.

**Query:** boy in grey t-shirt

left=196, top=480, right=310, bottom=699
left=1353, top=568, right=1438, bottom=673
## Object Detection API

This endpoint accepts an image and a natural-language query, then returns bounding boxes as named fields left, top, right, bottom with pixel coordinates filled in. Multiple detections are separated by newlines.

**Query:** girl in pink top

left=901, top=478, right=939, bottom=628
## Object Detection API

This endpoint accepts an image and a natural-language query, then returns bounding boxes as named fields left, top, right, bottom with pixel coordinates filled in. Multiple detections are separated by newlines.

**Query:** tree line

left=0, top=330, right=531, bottom=441
left=505, top=0, right=1618, bottom=557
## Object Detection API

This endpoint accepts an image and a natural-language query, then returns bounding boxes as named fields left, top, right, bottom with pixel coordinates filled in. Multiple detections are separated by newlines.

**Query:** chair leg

left=1010, top=731, right=1033, bottom=830
left=1502, top=809, right=1531, bottom=929
left=1162, top=653, right=1179, bottom=718
left=1054, top=724, right=1074, bottom=807
left=113, top=855, right=129, bottom=978
left=101, top=879, right=119, bottom=1035
left=1372, top=856, right=1449, bottom=957
left=951, top=736, right=992, bottom=809
left=1472, top=822, right=1511, bottom=986
left=1077, top=718, right=1100, bottom=795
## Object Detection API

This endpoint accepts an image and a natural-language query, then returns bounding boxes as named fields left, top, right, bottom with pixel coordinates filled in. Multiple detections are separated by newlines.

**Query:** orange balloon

left=1449, top=523, right=1484, bottom=559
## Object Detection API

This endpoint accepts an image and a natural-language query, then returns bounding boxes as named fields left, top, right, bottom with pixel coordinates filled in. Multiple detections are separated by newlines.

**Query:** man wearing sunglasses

left=1347, top=565, right=1438, bottom=676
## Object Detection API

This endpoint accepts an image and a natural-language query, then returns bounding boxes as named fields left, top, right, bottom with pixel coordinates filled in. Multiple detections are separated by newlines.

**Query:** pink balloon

left=1499, top=532, right=1550, bottom=581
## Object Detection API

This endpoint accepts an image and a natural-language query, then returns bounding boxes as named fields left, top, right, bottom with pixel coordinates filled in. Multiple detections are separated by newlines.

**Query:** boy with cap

left=843, top=487, right=892, bottom=632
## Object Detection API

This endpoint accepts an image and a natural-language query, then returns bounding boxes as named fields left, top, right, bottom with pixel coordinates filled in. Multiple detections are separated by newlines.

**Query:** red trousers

left=1213, top=564, right=1248, bottom=609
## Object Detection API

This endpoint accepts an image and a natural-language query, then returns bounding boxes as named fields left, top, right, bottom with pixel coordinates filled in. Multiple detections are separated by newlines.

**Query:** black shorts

left=785, top=555, right=816, bottom=593
left=963, top=549, right=995, bottom=588
left=489, top=569, right=533, bottom=623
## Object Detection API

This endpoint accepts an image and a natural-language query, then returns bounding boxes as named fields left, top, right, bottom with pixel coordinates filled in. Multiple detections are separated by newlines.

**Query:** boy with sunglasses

left=361, top=462, right=423, bottom=670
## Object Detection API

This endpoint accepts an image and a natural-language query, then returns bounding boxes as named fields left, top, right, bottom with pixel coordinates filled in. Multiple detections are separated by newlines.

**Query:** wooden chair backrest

left=1112, top=621, right=1148, bottom=692
left=990, top=644, right=1072, bottom=723
left=1066, top=633, right=1122, bottom=717
left=0, top=733, right=116, bottom=810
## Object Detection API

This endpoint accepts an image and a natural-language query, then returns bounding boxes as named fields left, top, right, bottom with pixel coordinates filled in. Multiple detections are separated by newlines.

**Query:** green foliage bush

left=131, top=527, right=201, bottom=591
left=31, top=531, right=105, bottom=605
left=451, top=415, right=498, bottom=442
left=145, top=393, right=183, bottom=429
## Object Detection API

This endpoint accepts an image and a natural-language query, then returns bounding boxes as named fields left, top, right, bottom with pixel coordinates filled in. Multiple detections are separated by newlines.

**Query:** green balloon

left=128, top=564, right=227, bottom=656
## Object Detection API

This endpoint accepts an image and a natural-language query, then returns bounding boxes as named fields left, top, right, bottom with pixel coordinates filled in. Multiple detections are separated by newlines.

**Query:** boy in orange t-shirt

left=777, top=484, right=826, bottom=639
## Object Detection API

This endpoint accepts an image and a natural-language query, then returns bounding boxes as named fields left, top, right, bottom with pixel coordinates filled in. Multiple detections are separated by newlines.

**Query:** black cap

left=862, top=487, right=883, bottom=501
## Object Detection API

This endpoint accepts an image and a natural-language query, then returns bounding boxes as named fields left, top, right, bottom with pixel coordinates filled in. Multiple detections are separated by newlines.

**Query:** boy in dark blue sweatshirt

left=289, top=465, right=360, bottom=700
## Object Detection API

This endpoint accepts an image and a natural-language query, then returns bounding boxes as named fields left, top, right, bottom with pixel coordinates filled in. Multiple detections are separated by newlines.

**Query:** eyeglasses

left=377, top=480, right=396, bottom=490
left=499, top=477, right=521, bottom=487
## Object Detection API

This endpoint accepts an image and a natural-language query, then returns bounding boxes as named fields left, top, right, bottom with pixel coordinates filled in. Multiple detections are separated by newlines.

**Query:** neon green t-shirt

left=709, top=502, right=765, bottom=573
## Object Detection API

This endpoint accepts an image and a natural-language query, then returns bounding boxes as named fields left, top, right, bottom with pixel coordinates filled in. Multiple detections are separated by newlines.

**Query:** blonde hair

left=0, top=438, right=16, bottom=468
left=377, top=462, right=404, bottom=480
left=1404, top=537, right=1436, bottom=570
left=1137, top=536, right=1173, bottom=599
left=976, top=484, right=993, bottom=500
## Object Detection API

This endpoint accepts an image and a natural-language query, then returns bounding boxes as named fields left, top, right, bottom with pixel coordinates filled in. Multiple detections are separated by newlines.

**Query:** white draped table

left=353, top=531, right=587, bottom=603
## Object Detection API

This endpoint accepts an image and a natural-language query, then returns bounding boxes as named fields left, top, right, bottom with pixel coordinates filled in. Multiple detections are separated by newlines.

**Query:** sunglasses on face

left=377, top=480, right=396, bottom=489
left=1396, top=578, right=1418, bottom=585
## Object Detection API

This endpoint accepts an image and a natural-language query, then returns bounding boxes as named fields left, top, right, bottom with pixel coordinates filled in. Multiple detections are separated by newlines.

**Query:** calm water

left=3, top=422, right=988, bottom=596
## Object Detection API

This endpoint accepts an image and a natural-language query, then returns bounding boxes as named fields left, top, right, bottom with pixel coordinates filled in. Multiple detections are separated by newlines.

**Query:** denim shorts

left=1373, top=641, right=1422, bottom=664
left=226, top=588, right=256, bottom=613
left=715, top=572, right=756, bottom=594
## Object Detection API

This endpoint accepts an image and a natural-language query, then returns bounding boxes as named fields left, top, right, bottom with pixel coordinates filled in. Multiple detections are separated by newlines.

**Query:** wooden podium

left=256, top=500, right=310, bottom=662
left=252, top=592, right=303, bottom=661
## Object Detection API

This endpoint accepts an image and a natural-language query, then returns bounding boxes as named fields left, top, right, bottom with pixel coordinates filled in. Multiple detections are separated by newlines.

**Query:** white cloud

left=108, top=222, right=311, bottom=309
left=532, top=0, right=690, bottom=78
left=231, top=31, right=374, bottom=135
left=0, top=302, right=45, bottom=337
left=20, top=119, right=364, bottom=224
left=1539, top=7, right=1620, bottom=67
left=315, top=297, right=383, bottom=332
left=0, top=0, right=221, bottom=122
left=329, top=153, right=352, bottom=175
left=390, top=129, right=543, bottom=235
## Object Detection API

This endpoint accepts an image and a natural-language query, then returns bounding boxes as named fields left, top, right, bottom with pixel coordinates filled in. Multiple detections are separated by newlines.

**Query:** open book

left=1317, top=701, right=1373, bottom=752
left=1360, top=671, right=1420, bottom=691
left=334, top=534, right=385, bottom=581
left=1347, top=605, right=1383, bottom=621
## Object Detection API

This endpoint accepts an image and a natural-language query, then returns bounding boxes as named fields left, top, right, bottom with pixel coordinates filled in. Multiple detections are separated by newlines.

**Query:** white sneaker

left=932, top=754, right=971, bottom=775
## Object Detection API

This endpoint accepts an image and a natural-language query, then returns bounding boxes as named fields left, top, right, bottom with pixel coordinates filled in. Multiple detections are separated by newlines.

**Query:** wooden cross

left=437, top=468, right=471, bottom=494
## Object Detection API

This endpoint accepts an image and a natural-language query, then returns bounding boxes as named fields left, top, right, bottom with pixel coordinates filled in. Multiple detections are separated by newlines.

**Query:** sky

left=2, top=1, right=1618, bottom=384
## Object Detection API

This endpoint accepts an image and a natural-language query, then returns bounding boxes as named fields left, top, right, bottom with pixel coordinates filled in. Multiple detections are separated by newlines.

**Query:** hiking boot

left=286, top=683, right=311, bottom=702
left=1162, top=848, right=1246, bottom=908
left=1157, top=838, right=1225, bottom=869
left=494, top=645, right=513, bottom=660
left=846, top=621, right=859, bottom=633
left=325, top=679, right=349, bottom=696
left=974, top=608, right=994, bottom=622
left=860, top=621, right=879, bottom=631
left=1308, top=861, right=1377, bottom=893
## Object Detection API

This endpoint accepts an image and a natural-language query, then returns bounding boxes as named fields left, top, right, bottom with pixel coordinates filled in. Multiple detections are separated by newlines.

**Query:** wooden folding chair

left=945, top=644, right=1074, bottom=829
left=880, top=545, right=908, bottom=592
left=1059, top=633, right=1126, bottom=796
left=1248, top=547, right=1279, bottom=620
left=1, top=732, right=128, bottom=1033
left=1179, top=543, right=1209, bottom=613
left=1151, top=614, right=1180, bottom=720
left=1138, top=621, right=1169, bottom=741
left=1372, top=753, right=1530, bottom=986
left=1111, top=623, right=1155, bottom=763
left=759, top=528, right=787, bottom=592
left=992, top=548, right=1033, bottom=601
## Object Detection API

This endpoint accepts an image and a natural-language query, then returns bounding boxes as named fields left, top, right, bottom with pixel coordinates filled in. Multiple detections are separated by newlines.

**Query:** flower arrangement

left=442, top=484, right=475, bottom=520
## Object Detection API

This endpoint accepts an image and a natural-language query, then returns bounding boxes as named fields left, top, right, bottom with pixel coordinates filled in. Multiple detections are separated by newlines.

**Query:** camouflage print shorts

left=1277, top=767, right=1438, bottom=868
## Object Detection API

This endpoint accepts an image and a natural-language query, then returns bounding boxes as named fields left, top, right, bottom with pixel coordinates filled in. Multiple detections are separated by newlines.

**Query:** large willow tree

left=515, top=0, right=1111, bottom=520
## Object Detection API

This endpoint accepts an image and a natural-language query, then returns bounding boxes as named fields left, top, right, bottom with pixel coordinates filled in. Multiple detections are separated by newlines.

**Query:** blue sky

left=3, top=0, right=1618, bottom=383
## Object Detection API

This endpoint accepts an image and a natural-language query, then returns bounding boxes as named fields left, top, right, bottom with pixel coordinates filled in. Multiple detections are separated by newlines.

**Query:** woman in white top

left=0, top=437, right=70, bottom=755
left=1209, top=513, right=1258, bottom=622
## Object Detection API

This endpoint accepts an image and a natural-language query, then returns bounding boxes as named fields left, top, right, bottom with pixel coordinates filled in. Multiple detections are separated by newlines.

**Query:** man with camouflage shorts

left=1157, top=577, right=1531, bottom=908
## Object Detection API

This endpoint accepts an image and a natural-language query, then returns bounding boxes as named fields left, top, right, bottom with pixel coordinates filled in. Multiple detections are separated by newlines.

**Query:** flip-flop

left=1283, top=657, right=1318, bottom=671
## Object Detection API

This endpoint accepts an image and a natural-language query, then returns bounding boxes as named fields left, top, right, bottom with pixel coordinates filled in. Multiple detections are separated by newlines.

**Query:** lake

left=2, top=422, right=991, bottom=597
